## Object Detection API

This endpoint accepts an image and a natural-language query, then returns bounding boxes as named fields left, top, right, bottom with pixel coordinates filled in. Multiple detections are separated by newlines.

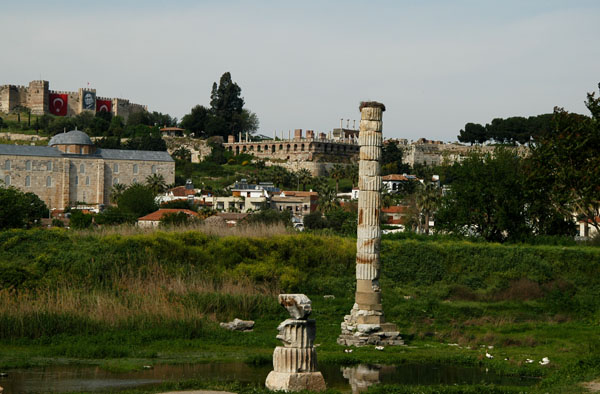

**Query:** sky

left=2, top=0, right=599, bottom=141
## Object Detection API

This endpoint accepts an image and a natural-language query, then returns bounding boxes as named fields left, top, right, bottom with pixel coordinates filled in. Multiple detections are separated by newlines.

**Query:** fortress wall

left=2, top=81, right=148, bottom=121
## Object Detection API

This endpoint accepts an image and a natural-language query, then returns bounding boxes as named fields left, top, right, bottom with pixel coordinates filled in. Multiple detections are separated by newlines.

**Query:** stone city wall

left=0, top=80, right=147, bottom=121
left=400, top=142, right=526, bottom=167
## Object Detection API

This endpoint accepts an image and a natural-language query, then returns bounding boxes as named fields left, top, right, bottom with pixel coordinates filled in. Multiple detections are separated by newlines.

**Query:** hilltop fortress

left=0, top=80, right=147, bottom=121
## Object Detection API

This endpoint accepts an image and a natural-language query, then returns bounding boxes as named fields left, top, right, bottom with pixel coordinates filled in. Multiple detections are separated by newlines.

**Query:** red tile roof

left=170, top=186, right=196, bottom=196
left=382, top=174, right=419, bottom=181
left=382, top=205, right=409, bottom=213
left=138, top=209, right=199, bottom=221
left=282, top=191, right=319, bottom=197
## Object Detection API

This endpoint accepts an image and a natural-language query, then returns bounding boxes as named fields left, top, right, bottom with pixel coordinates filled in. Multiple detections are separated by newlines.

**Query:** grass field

left=1, top=228, right=600, bottom=392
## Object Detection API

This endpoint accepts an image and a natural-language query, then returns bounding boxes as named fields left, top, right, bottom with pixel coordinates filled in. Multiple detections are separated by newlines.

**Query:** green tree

left=172, top=146, right=192, bottom=162
left=436, top=148, right=530, bottom=242
left=69, top=210, right=93, bottom=229
left=180, top=105, right=210, bottom=135
left=527, top=90, right=600, bottom=234
left=414, top=182, right=442, bottom=235
left=145, top=173, right=168, bottom=194
left=382, top=142, right=410, bottom=174
left=457, top=122, right=487, bottom=145
left=109, top=183, right=127, bottom=204
left=0, top=186, right=48, bottom=229
left=95, top=206, right=135, bottom=225
left=270, top=166, right=291, bottom=188
left=317, top=184, right=339, bottom=214
left=303, top=211, right=327, bottom=230
left=330, top=164, right=346, bottom=194
left=296, top=168, right=312, bottom=191
left=117, top=184, right=158, bottom=218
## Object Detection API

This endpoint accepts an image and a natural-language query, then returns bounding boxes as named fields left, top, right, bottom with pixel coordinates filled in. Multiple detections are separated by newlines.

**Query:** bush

left=51, top=218, right=64, bottom=227
left=69, top=210, right=93, bottom=229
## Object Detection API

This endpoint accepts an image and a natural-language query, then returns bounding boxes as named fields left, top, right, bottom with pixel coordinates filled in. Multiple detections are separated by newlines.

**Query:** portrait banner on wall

left=82, top=90, right=96, bottom=111
left=49, top=93, right=68, bottom=116
left=96, top=99, right=112, bottom=113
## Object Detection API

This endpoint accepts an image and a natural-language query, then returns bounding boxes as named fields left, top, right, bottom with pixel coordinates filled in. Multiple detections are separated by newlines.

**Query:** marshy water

left=1, top=362, right=539, bottom=393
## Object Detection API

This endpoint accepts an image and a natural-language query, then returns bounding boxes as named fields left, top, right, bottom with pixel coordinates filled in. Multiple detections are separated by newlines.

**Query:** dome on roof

left=49, top=130, right=94, bottom=146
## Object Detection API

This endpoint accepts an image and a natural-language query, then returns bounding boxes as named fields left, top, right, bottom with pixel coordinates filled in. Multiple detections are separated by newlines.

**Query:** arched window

left=25, top=175, right=31, bottom=187
left=301, top=144, right=305, bottom=151
left=151, top=165, right=157, bottom=174
left=113, top=178, right=119, bottom=185
left=85, top=176, right=90, bottom=185
left=132, top=178, right=137, bottom=184
left=80, top=163, right=85, bottom=173
left=4, top=175, right=10, bottom=185
left=113, top=163, right=119, bottom=173
left=47, top=161, right=52, bottom=171
left=4, top=159, right=10, bottom=170
left=133, top=164, right=139, bottom=174
left=26, top=160, right=31, bottom=171
left=46, top=176, right=52, bottom=187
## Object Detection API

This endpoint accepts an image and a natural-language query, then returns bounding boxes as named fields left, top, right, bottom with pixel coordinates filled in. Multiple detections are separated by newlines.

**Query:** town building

left=270, top=190, right=319, bottom=217
left=137, top=208, right=199, bottom=228
left=382, top=174, right=422, bottom=193
left=0, top=129, right=174, bottom=211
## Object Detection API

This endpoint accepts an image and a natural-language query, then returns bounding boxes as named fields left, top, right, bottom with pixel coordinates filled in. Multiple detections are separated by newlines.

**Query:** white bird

left=539, top=357, right=550, bottom=365
left=344, top=349, right=353, bottom=353
left=485, top=352, right=493, bottom=359
left=375, top=346, right=384, bottom=351
left=526, top=359, right=534, bottom=364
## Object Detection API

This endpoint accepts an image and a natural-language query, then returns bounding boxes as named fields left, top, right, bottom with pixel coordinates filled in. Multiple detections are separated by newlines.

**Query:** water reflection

left=0, top=361, right=538, bottom=393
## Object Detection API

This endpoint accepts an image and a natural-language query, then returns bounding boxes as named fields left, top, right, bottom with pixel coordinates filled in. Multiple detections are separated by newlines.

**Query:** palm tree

left=110, top=183, right=127, bottom=204
left=296, top=168, right=312, bottom=191
left=317, top=184, right=339, bottom=214
left=146, top=173, right=167, bottom=195
left=330, top=164, right=346, bottom=194
left=415, top=182, right=441, bottom=234
left=270, top=166, right=290, bottom=188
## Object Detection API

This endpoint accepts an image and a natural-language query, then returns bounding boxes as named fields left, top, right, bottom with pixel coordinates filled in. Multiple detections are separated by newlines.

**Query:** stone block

left=359, top=160, right=381, bottom=177
left=355, top=291, right=381, bottom=305
left=357, top=315, right=385, bottom=324
left=265, top=371, right=326, bottom=392
left=359, top=120, right=382, bottom=132
left=357, top=237, right=380, bottom=254
left=356, top=226, right=381, bottom=240
left=279, top=294, right=312, bottom=319
left=356, top=262, right=379, bottom=280
left=359, top=145, right=381, bottom=161
left=360, top=107, right=383, bottom=121
left=357, top=303, right=383, bottom=311
left=358, top=131, right=383, bottom=147
left=273, top=346, right=318, bottom=373
left=276, top=319, right=315, bottom=348
left=358, top=175, right=381, bottom=191
left=219, top=318, right=254, bottom=331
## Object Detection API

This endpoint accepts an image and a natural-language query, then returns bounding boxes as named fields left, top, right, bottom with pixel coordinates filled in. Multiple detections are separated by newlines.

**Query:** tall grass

left=73, top=222, right=292, bottom=238
left=0, top=266, right=280, bottom=339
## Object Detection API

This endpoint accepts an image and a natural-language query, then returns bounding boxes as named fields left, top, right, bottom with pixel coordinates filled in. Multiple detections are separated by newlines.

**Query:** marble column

left=338, top=102, right=403, bottom=347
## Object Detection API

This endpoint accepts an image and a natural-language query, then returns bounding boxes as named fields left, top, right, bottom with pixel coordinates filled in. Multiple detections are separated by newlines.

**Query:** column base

left=338, top=307, right=403, bottom=347
left=265, top=371, right=326, bottom=392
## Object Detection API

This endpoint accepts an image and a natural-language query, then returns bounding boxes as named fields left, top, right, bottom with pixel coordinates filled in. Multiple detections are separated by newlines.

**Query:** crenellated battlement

left=1, top=80, right=148, bottom=121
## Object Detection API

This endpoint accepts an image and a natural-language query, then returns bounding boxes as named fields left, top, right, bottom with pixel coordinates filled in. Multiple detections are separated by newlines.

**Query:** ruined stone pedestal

left=338, top=102, right=403, bottom=347
left=266, top=294, right=326, bottom=392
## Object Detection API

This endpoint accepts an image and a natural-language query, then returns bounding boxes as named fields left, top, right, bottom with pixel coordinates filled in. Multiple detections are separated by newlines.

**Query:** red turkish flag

left=96, top=99, right=112, bottom=113
left=49, top=93, right=68, bottom=116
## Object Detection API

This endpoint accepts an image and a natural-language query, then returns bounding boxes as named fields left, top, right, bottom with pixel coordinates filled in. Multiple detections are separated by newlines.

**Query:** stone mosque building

left=0, top=130, right=174, bottom=211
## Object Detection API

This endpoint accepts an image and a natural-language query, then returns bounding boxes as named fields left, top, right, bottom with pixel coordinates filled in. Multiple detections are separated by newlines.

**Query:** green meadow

left=1, top=228, right=600, bottom=393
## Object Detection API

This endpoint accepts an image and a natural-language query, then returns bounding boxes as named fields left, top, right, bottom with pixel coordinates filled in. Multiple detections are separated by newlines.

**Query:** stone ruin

left=265, top=294, right=326, bottom=392
left=337, top=102, right=403, bottom=347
